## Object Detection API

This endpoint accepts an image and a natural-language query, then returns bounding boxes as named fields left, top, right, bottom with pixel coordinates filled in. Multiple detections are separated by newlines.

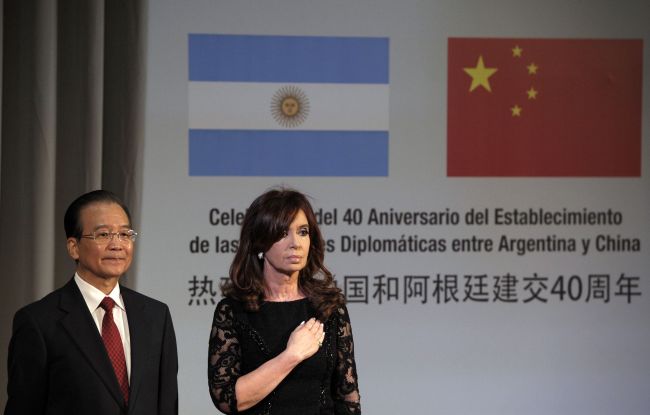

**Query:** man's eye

left=96, top=232, right=111, bottom=239
left=119, top=232, right=131, bottom=239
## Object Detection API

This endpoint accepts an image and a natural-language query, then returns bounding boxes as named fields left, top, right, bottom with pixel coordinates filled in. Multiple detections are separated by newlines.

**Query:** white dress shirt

left=74, top=273, right=132, bottom=380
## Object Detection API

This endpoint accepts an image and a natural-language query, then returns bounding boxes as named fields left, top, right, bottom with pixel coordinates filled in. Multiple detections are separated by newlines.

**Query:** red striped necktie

left=99, top=297, right=129, bottom=404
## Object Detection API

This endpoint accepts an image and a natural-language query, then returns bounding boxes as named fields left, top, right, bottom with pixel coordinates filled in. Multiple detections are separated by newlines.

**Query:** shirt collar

left=74, top=273, right=125, bottom=312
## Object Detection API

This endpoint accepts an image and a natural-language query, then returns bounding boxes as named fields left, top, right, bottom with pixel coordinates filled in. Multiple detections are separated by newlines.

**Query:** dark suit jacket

left=4, top=278, right=178, bottom=415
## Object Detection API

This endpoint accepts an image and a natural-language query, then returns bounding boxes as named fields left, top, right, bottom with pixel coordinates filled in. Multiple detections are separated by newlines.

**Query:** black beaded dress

left=208, top=297, right=361, bottom=414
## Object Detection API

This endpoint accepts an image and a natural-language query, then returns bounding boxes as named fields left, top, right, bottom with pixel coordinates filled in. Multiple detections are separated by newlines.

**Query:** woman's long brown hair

left=221, top=188, right=344, bottom=319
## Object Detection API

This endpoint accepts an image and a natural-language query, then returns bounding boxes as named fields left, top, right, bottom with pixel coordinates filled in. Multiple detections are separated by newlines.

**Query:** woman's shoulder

left=216, top=296, right=244, bottom=309
left=213, top=296, right=247, bottom=317
left=320, top=301, right=351, bottom=325
left=334, top=302, right=351, bottom=317
left=211, top=297, right=250, bottom=329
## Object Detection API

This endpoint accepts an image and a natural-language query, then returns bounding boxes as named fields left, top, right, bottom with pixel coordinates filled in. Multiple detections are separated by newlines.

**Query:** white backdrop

left=136, top=1, right=650, bottom=413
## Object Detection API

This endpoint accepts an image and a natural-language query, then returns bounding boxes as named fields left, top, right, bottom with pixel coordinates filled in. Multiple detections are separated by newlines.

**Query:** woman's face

left=263, top=209, right=311, bottom=278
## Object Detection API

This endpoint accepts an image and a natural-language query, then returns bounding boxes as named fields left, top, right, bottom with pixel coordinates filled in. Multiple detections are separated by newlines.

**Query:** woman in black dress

left=208, top=188, right=361, bottom=414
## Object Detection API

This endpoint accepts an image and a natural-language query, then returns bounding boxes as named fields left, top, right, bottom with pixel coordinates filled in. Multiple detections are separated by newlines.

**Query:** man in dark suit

left=4, top=190, right=178, bottom=415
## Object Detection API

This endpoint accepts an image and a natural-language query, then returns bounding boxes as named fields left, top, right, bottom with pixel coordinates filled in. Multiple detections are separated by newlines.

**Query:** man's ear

left=67, top=237, right=80, bottom=261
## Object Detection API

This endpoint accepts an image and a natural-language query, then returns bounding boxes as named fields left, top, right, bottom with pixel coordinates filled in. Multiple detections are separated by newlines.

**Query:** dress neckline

left=261, top=297, right=309, bottom=305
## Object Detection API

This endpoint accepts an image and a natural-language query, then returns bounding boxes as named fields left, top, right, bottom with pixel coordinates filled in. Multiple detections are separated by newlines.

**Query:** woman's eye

left=298, top=228, right=310, bottom=236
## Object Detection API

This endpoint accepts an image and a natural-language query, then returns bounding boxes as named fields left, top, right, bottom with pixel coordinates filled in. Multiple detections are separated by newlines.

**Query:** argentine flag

left=188, top=34, right=389, bottom=176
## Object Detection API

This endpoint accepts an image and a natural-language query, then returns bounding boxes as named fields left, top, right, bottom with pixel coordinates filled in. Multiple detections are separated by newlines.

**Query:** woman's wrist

left=278, top=347, right=304, bottom=367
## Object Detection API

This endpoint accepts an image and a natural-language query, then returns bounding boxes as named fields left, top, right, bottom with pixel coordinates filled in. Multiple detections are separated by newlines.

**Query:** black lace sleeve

left=332, top=305, right=361, bottom=414
left=208, top=299, right=241, bottom=414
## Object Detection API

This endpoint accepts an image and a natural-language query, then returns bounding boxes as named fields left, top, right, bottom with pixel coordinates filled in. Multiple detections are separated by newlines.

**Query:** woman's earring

left=257, top=252, right=263, bottom=260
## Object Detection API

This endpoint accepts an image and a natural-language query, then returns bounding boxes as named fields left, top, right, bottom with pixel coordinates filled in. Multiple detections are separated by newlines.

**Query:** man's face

left=67, top=202, right=133, bottom=283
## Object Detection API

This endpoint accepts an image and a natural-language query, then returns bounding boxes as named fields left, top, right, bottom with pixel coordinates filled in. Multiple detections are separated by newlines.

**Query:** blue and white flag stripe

left=189, top=34, right=389, bottom=84
left=189, top=130, right=388, bottom=176
left=189, top=82, right=389, bottom=131
left=188, top=34, right=389, bottom=176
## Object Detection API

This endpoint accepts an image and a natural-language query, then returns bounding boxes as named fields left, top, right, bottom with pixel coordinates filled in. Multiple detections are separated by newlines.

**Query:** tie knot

left=100, top=297, right=116, bottom=312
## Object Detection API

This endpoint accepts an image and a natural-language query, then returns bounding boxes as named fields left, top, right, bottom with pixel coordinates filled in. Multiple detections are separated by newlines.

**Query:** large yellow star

left=512, top=45, right=523, bottom=57
left=463, top=56, right=498, bottom=92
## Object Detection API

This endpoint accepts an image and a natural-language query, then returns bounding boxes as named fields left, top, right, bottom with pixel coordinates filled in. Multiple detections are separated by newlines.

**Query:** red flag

left=447, top=38, right=642, bottom=177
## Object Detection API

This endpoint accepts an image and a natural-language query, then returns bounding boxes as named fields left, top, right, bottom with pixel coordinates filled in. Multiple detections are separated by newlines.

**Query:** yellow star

left=512, top=45, right=523, bottom=57
left=511, top=105, right=522, bottom=117
left=526, top=87, right=538, bottom=100
left=463, top=55, right=498, bottom=92
left=527, top=62, right=539, bottom=75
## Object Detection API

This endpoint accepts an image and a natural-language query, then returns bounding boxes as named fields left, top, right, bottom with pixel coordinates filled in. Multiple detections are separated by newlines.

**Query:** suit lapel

left=59, top=279, right=126, bottom=407
left=121, top=287, right=151, bottom=410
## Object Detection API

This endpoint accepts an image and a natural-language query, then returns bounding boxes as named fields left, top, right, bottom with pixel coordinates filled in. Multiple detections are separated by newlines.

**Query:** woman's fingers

left=312, top=321, right=324, bottom=347
left=301, top=318, right=323, bottom=335
left=287, top=318, right=325, bottom=360
left=305, top=318, right=319, bottom=330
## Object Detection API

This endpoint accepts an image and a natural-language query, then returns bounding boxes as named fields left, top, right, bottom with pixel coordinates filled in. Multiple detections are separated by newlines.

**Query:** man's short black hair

left=64, top=190, right=132, bottom=239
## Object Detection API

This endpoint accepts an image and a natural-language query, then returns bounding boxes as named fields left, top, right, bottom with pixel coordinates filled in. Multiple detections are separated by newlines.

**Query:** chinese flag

left=447, top=38, right=642, bottom=177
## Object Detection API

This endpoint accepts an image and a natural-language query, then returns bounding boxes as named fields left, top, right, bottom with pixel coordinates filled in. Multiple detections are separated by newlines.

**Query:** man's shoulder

left=12, top=281, right=75, bottom=324
left=20, top=280, right=75, bottom=308
left=121, top=285, right=170, bottom=312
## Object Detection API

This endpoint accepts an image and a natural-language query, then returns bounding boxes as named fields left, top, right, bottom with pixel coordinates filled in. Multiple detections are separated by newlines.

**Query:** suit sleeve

left=4, top=308, right=48, bottom=415
left=157, top=305, right=179, bottom=415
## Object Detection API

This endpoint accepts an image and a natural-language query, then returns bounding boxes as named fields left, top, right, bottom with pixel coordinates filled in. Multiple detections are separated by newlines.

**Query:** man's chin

left=97, top=267, right=129, bottom=280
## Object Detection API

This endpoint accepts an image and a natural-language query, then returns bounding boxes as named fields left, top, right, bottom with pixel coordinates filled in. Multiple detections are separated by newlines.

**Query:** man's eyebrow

left=91, top=224, right=131, bottom=231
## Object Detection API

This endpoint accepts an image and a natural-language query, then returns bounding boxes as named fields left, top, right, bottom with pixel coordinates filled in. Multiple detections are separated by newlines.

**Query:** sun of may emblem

left=270, top=86, right=310, bottom=128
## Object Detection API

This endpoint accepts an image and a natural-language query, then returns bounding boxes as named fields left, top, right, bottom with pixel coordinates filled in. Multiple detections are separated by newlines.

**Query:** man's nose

left=107, top=238, right=124, bottom=249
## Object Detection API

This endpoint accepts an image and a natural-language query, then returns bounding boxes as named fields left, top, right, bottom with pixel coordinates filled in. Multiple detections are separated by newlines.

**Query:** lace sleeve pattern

left=208, top=299, right=241, bottom=414
left=332, top=305, right=361, bottom=414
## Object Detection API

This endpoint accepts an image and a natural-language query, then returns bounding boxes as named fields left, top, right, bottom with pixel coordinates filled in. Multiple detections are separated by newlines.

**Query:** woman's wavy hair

left=222, top=187, right=344, bottom=319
